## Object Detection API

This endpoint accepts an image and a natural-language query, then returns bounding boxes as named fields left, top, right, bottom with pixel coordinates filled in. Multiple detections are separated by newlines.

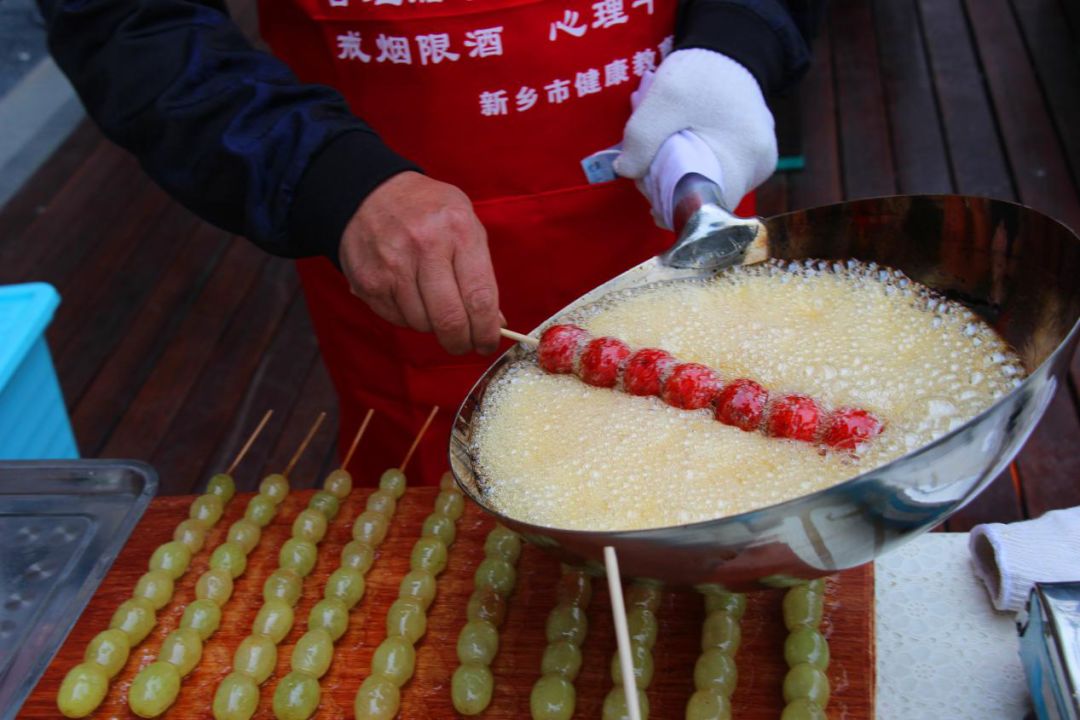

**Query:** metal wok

left=449, top=192, right=1080, bottom=589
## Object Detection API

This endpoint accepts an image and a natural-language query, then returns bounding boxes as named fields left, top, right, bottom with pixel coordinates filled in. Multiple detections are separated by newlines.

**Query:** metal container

left=0, top=460, right=156, bottom=718
left=1019, top=582, right=1080, bottom=720
left=450, top=195, right=1080, bottom=588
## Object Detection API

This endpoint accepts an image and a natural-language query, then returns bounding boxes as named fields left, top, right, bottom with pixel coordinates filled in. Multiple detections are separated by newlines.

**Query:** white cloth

left=969, top=506, right=1080, bottom=612
left=614, top=49, right=777, bottom=213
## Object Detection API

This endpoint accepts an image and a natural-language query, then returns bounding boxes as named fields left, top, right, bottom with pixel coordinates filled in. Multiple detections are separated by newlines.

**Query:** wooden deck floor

left=2, top=0, right=1078, bottom=527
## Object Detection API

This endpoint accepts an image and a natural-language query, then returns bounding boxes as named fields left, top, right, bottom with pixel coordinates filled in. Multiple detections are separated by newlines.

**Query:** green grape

left=232, top=634, right=277, bottom=684
left=434, top=490, right=464, bottom=520
left=273, top=671, right=321, bottom=720
left=227, top=519, right=262, bottom=554
left=685, top=689, right=732, bottom=720
left=308, top=598, right=349, bottom=642
left=245, top=494, right=277, bottom=527
left=439, top=471, right=457, bottom=491
left=365, top=489, right=396, bottom=518
left=451, top=663, right=493, bottom=715
left=128, top=660, right=181, bottom=718
left=210, top=541, right=248, bottom=579
left=541, top=640, right=582, bottom=680
left=149, top=541, right=191, bottom=580
left=159, top=628, right=203, bottom=677
left=134, top=570, right=175, bottom=610
left=212, top=671, right=259, bottom=720
left=625, top=583, right=662, bottom=613
left=466, top=587, right=506, bottom=626
left=57, top=662, right=108, bottom=718
left=410, top=536, right=448, bottom=575
left=83, top=628, right=130, bottom=678
left=693, top=648, right=737, bottom=696
left=385, top=597, right=426, bottom=644
left=785, top=627, right=830, bottom=670
left=206, top=473, right=236, bottom=502
left=354, top=674, right=400, bottom=720
left=422, top=513, right=456, bottom=546
left=189, top=494, right=225, bottom=526
left=545, top=603, right=588, bottom=646
left=627, top=607, right=658, bottom=650
left=181, top=598, right=222, bottom=640
left=291, top=629, right=334, bottom=678
left=308, top=491, right=340, bottom=521
left=196, top=568, right=235, bottom=606
left=456, top=619, right=499, bottom=665
left=610, top=641, right=654, bottom=687
left=783, top=585, right=824, bottom=631
left=326, top=567, right=366, bottom=609
left=701, top=611, right=741, bottom=654
left=398, top=569, right=436, bottom=610
left=259, top=473, right=290, bottom=504
left=340, top=541, right=375, bottom=574
left=807, top=579, right=826, bottom=595
left=530, top=673, right=575, bottom=720
left=483, top=526, right=521, bottom=564
left=556, top=571, right=592, bottom=607
left=780, top=698, right=828, bottom=720
left=703, top=592, right=746, bottom=620
left=254, top=599, right=296, bottom=644
left=292, top=508, right=328, bottom=544
left=352, top=511, right=389, bottom=546
left=782, top=663, right=830, bottom=706
left=602, top=687, right=650, bottom=720
left=252, top=598, right=298, bottom=646
left=474, top=557, right=516, bottom=596
left=378, top=468, right=407, bottom=499
left=173, top=519, right=208, bottom=554
left=109, top=597, right=156, bottom=645
left=264, top=568, right=304, bottom=607
left=371, top=636, right=416, bottom=686
left=324, top=468, right=353, bottom=499
left=279, top=538, right=318, bottom=577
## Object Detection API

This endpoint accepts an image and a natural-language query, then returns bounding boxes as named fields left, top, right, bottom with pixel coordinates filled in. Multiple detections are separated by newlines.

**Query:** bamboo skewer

left=399, top=405, right=439, bottom=471
left=225, top=409, right=274, bottom=475
left=341, top=408, right=375, bottom=470
left=605, top=545, right=643, bottom=720
left=283, top=411, right=327, bottom=476
left=500, top=327, right=539, bottom=347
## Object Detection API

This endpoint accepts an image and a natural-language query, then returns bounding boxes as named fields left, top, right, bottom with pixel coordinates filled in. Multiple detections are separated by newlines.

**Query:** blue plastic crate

left=0, top=283, right=78, bottom=459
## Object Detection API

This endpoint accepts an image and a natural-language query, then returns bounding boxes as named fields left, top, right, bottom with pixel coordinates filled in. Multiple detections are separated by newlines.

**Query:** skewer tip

left=225, top=409, right=274, bottom=475
left=398, top=405, right=439, bottom=472
left=604, top=546, right=642, bottom=720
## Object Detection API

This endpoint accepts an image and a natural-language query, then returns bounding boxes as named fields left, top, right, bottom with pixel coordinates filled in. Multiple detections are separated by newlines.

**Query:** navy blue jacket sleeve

left=37, top=0, right=418, bottom=263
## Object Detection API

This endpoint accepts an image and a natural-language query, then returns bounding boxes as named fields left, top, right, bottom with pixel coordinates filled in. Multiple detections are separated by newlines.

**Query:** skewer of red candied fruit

left=502, top=325, right=883, bottom=450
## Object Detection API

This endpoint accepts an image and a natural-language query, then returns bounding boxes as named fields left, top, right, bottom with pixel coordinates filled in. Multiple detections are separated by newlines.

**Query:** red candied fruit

left=715, top=379, right=769, bottom=431
left=537, top=324, right=588, bottom=374
left=662, top=363, right=721, bottom=410
left=766, top=394, right=822, bottom=442
left=823, top=408, right=884, bottom=450
left=622, top=348, right=675, bottom=396
left=578, top=337, right=632, bottom=388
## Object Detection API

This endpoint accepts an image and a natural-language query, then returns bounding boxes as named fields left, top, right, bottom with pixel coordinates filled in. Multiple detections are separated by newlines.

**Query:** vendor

left=37, top=0, right=817, bottom=482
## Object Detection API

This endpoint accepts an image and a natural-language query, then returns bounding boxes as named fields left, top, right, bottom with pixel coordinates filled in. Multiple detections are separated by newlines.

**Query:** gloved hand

left=615, top=49, right=778, bottom=219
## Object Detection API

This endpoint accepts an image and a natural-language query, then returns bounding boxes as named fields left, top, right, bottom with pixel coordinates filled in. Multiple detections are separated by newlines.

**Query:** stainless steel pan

left=449, top=187, right=1080, bottom=589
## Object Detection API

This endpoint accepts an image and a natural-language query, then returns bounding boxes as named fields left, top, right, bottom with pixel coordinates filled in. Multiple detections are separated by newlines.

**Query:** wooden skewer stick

left=399, top=405, right=439, bottom=472
left=225, top=409, right=274, bottom=475
left=604, top=545, right=642, bottom=720
left=283, top=411, right=327, bottom=477
left=500, top=327, right=539, bottom=347
left=341, top=408, right=375, bottom=470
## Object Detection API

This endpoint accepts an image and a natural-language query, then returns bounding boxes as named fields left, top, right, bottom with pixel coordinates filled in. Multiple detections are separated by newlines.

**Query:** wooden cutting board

left=21, top=488, right=874, bottom=719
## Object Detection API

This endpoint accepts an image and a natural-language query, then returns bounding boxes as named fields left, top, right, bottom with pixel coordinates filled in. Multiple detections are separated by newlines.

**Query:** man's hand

left=340, top=171, right=502, bottom=355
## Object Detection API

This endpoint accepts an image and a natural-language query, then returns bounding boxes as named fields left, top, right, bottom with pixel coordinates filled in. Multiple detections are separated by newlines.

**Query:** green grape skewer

left=529, top=565, right=594, bottom=720
left=780, top=580, right=830, bottom=720
left=685, top=585, right=746, bottom=720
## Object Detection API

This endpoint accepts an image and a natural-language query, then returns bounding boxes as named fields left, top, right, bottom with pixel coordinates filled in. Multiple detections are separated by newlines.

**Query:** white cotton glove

left=969, top=506, right=1080, bottom=612
left=614, top=49, right=778, bottom=215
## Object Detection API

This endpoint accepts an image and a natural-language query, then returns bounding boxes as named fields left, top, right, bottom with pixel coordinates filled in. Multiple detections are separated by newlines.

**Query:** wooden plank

left=1015, top=382, right=1080, bottom=518
left=873, top=0, right=953, bottom=194
left=788, top=24, right=843, bottom=210
left=916, top=0, right=1014, bottom=199
left=23, top=489, right=874, bottom=719
left=965, top=0, right=1080, bottom=231
left=829, top=0, right=898, bottom=199
left=945, top=466, right=1024, bottom=531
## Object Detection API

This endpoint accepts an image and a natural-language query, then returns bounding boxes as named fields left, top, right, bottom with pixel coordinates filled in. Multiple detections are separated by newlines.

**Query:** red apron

left=259, top=0, right=754, bottom=484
